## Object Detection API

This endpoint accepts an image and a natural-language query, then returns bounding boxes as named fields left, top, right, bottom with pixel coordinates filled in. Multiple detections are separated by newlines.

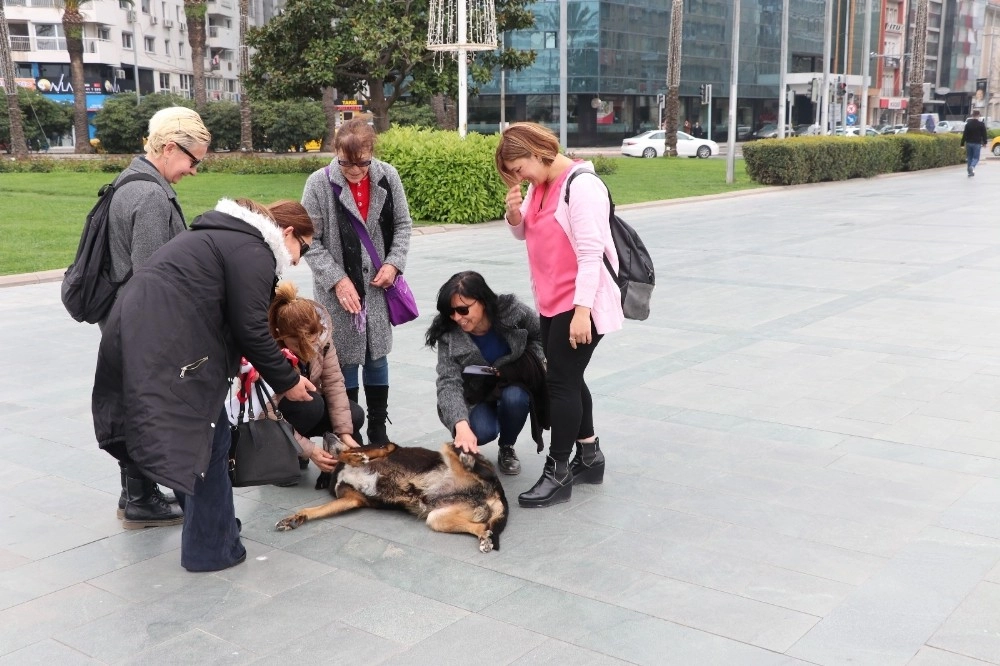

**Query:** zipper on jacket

left=179, top=356, right=209, bottom=378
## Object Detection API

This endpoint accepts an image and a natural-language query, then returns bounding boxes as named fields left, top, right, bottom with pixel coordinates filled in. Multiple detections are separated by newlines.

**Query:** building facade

left=3, top=0, right=274, bottom=146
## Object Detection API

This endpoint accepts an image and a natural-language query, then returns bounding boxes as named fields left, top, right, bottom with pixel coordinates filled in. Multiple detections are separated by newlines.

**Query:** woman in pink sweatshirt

left=495, top=122, right=624, bottom=508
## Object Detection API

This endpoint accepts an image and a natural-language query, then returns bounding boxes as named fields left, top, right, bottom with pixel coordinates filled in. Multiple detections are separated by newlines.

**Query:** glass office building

left=470, top=0, right=828, bottom=145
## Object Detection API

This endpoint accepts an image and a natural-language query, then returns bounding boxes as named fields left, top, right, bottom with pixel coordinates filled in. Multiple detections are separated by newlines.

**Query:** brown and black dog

left=275, top=443, right=509, bottom=553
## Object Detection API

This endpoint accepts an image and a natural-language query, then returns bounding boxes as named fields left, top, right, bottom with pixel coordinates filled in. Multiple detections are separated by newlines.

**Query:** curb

left=0, top=269, right=65, bottom=288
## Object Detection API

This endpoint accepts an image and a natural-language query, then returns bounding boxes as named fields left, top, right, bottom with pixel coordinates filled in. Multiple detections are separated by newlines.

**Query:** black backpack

left=61, top=172, right=158, bottom=323
left=565, top=171, right=655, bottom=321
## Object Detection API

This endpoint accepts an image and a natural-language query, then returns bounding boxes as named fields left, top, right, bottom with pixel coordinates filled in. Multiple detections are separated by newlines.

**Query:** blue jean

left=468, top=385, right=531, bottom=447
left=174, top=407, right=245, bottom=572
left=341, top=353, right=388, bottom=390
left=966, top=143, right=982, bottom=171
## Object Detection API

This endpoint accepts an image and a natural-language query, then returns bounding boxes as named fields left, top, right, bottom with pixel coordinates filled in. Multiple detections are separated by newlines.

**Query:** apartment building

left=4, top=0, right=276, bottom=146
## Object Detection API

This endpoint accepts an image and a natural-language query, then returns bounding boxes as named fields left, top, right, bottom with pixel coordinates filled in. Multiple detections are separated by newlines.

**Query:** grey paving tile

left=0, top=639, right=104, bottom=665
left=511, top=639, right=635, bottom=665
left=249, top=621, right=404, bottom=664
left=121, top=629, right=259, bottom=665
left=936, top=479, right=1000, bottom=540
left=927, top=582, right=1000, bottom=664
left=380, top=613, right=545, bottom=665
left=908, top=646, right=998, bottom=665
left=338, top=588, right=468, bottom=645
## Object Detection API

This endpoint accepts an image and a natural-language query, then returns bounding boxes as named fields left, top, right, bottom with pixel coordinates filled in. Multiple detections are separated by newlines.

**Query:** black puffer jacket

left=92, top=199, right=300, bottom=495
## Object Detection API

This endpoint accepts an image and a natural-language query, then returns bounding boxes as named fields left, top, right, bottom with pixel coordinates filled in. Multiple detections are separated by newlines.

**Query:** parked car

left=621, top=130, right=720, bottom=158
left=751, top=123, right=795, bottom=140
left=990, top=135, right=1000, bottom=157
left=935, top=120, right=965, bottom=134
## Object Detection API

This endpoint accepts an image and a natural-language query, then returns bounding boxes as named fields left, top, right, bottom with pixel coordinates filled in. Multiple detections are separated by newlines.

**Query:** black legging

left=277, top=390, right=364, bottom=439
left=540, top=309, right=603, bottom=461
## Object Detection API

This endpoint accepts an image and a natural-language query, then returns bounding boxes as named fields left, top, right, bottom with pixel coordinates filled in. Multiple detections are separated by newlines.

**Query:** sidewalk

left=1, top=162, right=999, bottom=664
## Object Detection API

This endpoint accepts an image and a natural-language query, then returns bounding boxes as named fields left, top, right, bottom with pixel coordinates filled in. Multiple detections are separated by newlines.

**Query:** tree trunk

left=185, top=1, right=208, bottom=107
left=368, top=81, right=389, bottom=132
left=430, top=93, right=457, bottom=130
left=321, top=86, right=338, bottom=151
left=907, top=0, right=928, bottom=131
left=237, top=0, right=251, bottom=151
left=0, top=3, right=28, bottom=157
left=63, top=7, right=93, bottom=153
left=664, top=0, right=683, bottom=156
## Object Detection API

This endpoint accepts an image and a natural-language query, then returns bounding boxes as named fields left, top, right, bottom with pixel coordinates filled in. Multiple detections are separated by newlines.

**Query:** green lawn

left=0, top=157, right=759, bottom=276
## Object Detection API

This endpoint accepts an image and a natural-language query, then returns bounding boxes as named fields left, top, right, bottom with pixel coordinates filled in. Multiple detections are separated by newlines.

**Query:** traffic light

left=699, top=84, right=705, bottom=103
left=657, top=93, right=665, bottom=108
left=699, top=84, right=711, bottom=105
left=839, top=82, right=847, bottom=98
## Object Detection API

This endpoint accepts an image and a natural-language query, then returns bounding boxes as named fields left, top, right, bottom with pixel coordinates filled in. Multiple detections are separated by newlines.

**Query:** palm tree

left=184, top=0, right=208, bottom=107
left=664, top=0, right=683, bottom=156
left=238, top=0, right=251, bottom=150
left=61, top=0, right=93, bottom=152
left=907, top=0, right=928, bottom=131
left=1, top=2, right=29, bottom=157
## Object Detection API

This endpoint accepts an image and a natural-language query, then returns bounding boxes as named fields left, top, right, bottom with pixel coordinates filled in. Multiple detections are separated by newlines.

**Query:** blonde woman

left=101, top=106, right=211, bottom=528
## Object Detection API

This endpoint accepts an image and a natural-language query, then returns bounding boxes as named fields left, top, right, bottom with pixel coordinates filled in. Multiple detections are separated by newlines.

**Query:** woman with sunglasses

left=425, top=271, right=548, bottom=476
left=97, top=106, right=211, bottom=529
left=495, top=122, right=624, bottom=508
left=301, top=118, right=413, bottom=446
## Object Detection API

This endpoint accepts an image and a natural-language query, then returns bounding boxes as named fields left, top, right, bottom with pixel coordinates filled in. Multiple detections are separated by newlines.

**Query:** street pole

left=559, top=0, right=567, bottom=148
left=726, top=0, right=740, bottom=184
left=458, top=0, right=467, bottom=137
left=821, top=0, right=833, bottom=134
left=860, top=0, right=873, bottom=134
left=778, top=0, right=789, bottom=138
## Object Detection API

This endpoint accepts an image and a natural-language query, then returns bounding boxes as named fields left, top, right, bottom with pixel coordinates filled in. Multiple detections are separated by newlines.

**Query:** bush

left=743, top=133, right=962, bottom=185
left=0, top=156, right=132, bottom=173
left=0, top=88, right=72, bottom=150
left=199, top=101, right=242, bottom=151
left=377, top=126, right=506, bottom=224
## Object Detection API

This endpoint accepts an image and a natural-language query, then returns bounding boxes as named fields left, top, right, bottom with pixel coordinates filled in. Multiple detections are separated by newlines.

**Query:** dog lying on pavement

left=275, top=442, right=509, bottom=553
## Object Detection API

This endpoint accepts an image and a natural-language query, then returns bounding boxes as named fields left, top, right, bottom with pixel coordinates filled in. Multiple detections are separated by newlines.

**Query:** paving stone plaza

left=1, top=162, right=999, bottom=664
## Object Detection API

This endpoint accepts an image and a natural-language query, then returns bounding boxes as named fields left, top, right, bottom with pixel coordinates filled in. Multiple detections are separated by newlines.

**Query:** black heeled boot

left=364, top=384, right=390, bottom=445
left=346, top=387, right=364, bottom=445
left=569, top=437, right=605, bottom=484
left=119, top=464, right=178, bottom=518
left=123, top=474, right=184, bottom=529
left=518, top=456, right=572, bottom=508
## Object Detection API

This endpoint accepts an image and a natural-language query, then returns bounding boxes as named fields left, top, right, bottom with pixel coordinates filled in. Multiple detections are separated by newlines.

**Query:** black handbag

left=228, top=381, right=303, bottom=487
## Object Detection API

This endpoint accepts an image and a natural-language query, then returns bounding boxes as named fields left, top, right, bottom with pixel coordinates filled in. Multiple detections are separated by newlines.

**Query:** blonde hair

left=494, top=122, right=562, bottom=187
left=145, top=106, right=211, bottom=158
left=268, top=282, right=323, bottom=362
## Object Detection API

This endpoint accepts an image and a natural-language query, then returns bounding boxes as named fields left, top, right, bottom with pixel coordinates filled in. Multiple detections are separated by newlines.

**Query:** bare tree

left=664, top=0, right=683, bottom=156
left=61, top=0, right=94, bottom=152
left=1, top=1, right=28, bottom=157
left=907, top=0, right=928, bottom=131
left=184, top=0, right=208, bottom=107
left=238, top=0, right=251, bottom=150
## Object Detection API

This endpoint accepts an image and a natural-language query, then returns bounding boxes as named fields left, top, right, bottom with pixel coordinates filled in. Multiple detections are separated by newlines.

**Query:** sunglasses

left=337, top=158, right=372, bottom=169
left=450, top=305, right=472, bottom=316
left=295, top=234, right=310, bottom=255
left=175, top=142, right=202, bottom=168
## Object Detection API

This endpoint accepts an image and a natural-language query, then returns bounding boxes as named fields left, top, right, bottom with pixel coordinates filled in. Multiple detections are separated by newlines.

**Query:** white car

left=621, top=130, right=720, bottom=158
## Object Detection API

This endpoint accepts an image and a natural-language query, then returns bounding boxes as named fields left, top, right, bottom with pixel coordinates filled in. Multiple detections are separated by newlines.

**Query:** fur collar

left=214, top=198, right=292, bottom=276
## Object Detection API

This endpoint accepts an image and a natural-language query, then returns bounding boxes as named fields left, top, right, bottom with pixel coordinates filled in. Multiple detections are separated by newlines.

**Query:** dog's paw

left=315, top=471, right=332, bottom=490
left=275, top=514, right=306, bottom=531
left=478, top=530, right=494, bottom=553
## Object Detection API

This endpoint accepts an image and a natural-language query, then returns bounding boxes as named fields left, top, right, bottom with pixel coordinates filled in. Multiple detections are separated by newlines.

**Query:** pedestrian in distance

left=102, top=105, right=211, bottom=529
left=692, top=121, right=705, bottom=139
left=495, top=122, right=624, bottom=508
left=92, top=198, right=317, bottom=572
left=301, top=118, right=414, bottom=446
left=961, top=109, right=989, bottom=177
left=425, top=271, right=548, bottom=476
left=683, top=119, right=692, bottom=134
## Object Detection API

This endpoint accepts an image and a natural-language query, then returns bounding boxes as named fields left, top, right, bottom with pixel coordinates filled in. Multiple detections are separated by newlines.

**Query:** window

left=179, top=74, right=193, bottom=90
left=177, top=5, right=182, bottom=21
left=144, top=36, right=155, bottom=53
left=177, top=42, right=184, bottom=57
left=159, top=73, right=170, bottom=89
left=122, top=31, right=133, bottom=49
left=119, top=0, right=130, bottom=8
left=97, top=27, right=111, bottom=40
left=544, top=31, right=557, bottom=49
left=164, top=40, right=170, bottom=55
left=141, top=0, right=150, bottom=12
left=34, top=24, right=66, bottom=50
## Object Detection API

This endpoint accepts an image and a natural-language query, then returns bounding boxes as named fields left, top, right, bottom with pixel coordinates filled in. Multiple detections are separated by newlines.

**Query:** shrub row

left=742, top=134, right=965, bottom=185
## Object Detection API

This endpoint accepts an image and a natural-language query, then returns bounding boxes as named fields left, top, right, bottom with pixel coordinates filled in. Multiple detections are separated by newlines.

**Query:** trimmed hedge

left=742, top=134, right=964, bottom=185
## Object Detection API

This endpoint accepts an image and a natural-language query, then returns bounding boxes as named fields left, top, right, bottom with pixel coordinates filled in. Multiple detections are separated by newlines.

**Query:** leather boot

left=497, top=445, right=521, bottom=475
left=119, top=467, right=177, bottom=518
left=518, top=456, right=572, bottom=508
left=569, top=437, right=605, bottom=484
left=364, top=384, right=390, bottom=445
left=346, top=387, right=364, bottom=445
left=123, top=474, right=184, bottom=529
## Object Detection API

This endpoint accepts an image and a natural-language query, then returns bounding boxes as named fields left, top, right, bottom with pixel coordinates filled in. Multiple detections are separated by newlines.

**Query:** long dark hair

left=425, top=271, right=502, bottom=349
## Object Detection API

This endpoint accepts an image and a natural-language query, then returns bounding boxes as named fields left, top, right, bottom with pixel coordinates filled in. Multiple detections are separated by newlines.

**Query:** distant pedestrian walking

left=961, top=109, right=988, bottom=177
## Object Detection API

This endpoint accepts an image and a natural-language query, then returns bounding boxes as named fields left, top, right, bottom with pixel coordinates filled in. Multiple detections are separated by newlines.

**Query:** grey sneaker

left=497, top=446, right=521, bottom=475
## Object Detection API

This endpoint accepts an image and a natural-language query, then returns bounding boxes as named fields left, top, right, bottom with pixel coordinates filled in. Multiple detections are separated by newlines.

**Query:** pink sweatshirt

left=509, top=162, right=624, bottom=335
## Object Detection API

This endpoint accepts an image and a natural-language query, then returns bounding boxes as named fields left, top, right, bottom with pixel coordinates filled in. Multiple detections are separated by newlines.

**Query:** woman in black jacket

left=425, top=271, right=547, bottom=476
left=92, top=198, right=316, bottom=572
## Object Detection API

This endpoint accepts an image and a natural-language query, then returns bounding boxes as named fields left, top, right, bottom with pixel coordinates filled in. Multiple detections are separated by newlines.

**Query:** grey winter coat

left=435, top=295, right=544, bottom=433
left=301, top=159, right=413, bottom=365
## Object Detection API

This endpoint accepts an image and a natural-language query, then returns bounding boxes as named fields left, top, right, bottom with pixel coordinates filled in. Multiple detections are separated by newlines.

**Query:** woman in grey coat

left=425, top=271, right=548, bottom=476
left=301, top=119, right=413, bottom=444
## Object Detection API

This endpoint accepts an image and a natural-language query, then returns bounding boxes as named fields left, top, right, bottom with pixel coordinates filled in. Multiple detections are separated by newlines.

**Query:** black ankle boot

left=364, top=384, right=390, bottom=445
left=569, top=437, right=605, bottom=484
left=346, top=387, right=364, bottom=445
left=120, top=467, right=178, bottom=518
left=518, top=456, right=572, bottom=508
left=497, top=445, right=521, bottom=475
left=118, top=466, right=127, bottom=519
left=123, top=474, right=184, bottom=529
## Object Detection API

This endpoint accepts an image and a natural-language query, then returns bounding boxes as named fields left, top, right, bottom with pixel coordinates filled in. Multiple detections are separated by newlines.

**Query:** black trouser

left=540, top=309, right=603, bottom=461
left=277, top=390, right=364, bottom=440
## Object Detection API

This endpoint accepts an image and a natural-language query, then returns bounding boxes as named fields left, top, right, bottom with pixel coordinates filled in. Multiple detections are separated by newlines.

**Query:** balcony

left=9, top=35, right=31, bottom=51
left=35, top=36, right=67, bottom=50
